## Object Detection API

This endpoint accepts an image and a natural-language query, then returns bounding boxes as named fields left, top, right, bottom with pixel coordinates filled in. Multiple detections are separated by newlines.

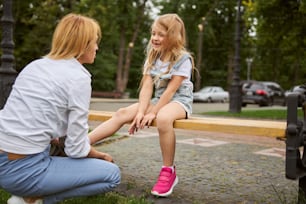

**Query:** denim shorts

left=151, top=82, right=193, bottom=117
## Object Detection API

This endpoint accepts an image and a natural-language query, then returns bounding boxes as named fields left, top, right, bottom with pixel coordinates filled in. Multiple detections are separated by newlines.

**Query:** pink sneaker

left=151, top=166, right=178, bottom=197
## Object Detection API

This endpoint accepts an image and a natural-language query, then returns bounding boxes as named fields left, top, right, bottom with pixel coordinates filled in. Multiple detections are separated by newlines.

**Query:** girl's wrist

left=137, top=110, right=145, bottom=115
left=150, top=109, right=158, bottom=115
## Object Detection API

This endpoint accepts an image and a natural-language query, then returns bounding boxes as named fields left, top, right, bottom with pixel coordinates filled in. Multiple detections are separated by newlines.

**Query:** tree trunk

left=195, top=18, right=205, bottom=92
left=116, top=26, right=126, bottom=93
left=117, top=0, right=147, bottom=93
left=229, top=0, right=242, bottom=113
left=195, top=0, right=220, bottom=91
left=227, top=50, right=234, bottom=91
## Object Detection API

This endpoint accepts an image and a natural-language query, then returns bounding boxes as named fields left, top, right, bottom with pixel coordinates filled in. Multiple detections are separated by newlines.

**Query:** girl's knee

left=156, top=116, right=174, bottom=131
left=113, top=107, right=133, bottom=121
left=113, top=107, right=126, bottom=118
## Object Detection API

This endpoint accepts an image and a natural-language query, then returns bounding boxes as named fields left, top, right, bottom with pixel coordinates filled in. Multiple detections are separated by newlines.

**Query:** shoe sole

left=151, top=176, right=179, bottom=197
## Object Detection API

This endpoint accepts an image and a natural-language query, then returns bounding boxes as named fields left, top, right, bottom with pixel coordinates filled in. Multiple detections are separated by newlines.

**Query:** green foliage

left=13, top=0, right=76, bottom=70
left=252, top=0, right=306, bottom=89
left=157, top=0, right=244, bottom=90
left=0, top=189, right=10, bottom=203
left=60, top=192, right=152, bottom=204
left=0, top=189, right=152, bottom=204
left=0, top=0, right=304, bottom=94
left=2, top=0, right=152, bottom=93
left=88, top=51, right=117, bottom=91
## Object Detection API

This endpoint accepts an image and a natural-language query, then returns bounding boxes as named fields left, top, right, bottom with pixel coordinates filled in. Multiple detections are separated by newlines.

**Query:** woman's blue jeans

left=0, top=148, right=121, bottom=204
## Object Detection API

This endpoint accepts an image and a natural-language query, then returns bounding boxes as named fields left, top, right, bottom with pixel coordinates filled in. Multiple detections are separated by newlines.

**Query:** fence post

left=0, top=0, right=16, bottom=109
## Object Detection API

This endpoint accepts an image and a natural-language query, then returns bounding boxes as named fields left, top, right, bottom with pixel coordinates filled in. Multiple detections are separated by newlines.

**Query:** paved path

left=88, top=120, right=298, bottom=204
left=89, top=98, right=296, bottom=203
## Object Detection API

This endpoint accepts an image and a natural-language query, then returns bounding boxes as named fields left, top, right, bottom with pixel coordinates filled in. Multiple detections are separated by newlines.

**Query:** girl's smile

left=151, top=24, right=166, bottom=51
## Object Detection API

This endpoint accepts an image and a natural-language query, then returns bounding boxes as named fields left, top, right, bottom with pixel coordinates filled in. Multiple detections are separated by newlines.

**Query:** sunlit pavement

left=89, top=118, right=297, bottom=204
left=89, top=99, right=294, bottom=203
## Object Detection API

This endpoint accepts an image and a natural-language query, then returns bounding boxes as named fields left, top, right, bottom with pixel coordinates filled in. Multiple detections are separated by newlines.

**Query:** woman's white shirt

left=0, top=57, right=91, bottom=158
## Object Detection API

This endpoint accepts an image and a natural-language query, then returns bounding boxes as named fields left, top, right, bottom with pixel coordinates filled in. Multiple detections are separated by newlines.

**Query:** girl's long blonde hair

left=142, top=13, right=195, bottom=86
left=46, top=13, right=101, bottom=60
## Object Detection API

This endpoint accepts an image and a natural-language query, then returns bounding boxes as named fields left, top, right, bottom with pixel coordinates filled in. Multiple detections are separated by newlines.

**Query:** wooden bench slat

left=88, top=110, right=286, bottom=138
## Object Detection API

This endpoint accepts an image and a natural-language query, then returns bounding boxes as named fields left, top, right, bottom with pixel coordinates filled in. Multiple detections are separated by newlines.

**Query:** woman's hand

left=50, top=138, right=60, bottom=145
left=98, top=152, right=114, bottom=163
left=88, top=147, right=114, bottom=162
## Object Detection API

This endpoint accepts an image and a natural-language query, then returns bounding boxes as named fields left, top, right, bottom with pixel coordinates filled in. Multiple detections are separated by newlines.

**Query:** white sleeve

left=64, top=78, right=91, bottom=158
left=171, top=58, right=192, bottom=80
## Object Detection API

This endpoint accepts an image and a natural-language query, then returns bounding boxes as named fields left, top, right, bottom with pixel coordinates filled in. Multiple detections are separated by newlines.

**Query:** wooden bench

left=88, top=110, right=286, bottom=138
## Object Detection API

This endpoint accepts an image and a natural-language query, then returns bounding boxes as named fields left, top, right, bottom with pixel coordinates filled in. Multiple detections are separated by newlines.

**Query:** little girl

left=89, top=13, right=195, bottom=197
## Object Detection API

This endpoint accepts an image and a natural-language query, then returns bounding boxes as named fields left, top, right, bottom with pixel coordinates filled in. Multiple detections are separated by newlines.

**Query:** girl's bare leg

left=155, top=102, right=186, bottom=166
left=89, top=103, right=139, bottom=144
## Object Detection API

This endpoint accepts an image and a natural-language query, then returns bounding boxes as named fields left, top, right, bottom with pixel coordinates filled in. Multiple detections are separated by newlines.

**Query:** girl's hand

left=128, top=112, right=144, bottom=135
left=128, top=122, right=137, bottom=135
left=140, top=112, right=156, bottom=129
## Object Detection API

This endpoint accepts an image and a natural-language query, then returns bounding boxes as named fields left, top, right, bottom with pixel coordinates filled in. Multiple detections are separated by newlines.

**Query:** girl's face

left=150, top=23, right=167, bottom=51
left=78, top=40, right=98, bottom=64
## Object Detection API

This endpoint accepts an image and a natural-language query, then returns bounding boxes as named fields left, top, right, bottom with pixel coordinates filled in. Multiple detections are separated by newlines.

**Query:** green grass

left=0, top=190, right=152, bottom=204
left=201, top=108, right=304, bottom=121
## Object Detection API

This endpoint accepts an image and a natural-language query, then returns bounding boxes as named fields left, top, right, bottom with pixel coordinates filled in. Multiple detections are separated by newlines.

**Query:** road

left=90, top=98, right=286, bottom=115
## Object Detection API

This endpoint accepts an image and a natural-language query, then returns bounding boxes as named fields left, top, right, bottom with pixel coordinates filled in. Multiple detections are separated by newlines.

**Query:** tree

left=6, top=0, right=153, bottom=96
left=4, top=0, right=304, bottom=98
left=76, top=0, right=153, bottom=95
left=158, top=0, right=240, bottom=91
left=252, top=0, right=306, bottom=89
left=13, top=0, right=80, bottom=71
left=115, top=0, right=148, bottom=94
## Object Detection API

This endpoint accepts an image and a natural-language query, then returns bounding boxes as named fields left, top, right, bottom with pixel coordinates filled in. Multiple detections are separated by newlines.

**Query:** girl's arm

left=138, top=75, right=154, bottom=114
left=128, top=75, right=153, bottom=134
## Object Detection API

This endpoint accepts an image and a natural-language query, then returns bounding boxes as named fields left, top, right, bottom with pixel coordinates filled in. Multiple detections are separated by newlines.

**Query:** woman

left=0, top=13, right=120, bottom=204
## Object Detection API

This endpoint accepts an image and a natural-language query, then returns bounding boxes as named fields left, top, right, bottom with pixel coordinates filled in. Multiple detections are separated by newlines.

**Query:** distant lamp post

left=195, top=17, right=205, bottom=91
left=229, top=0, right=242, bottom=113
left=246, top=57, right=253, bottom=81
left=0, top=0, right=16, bottom=109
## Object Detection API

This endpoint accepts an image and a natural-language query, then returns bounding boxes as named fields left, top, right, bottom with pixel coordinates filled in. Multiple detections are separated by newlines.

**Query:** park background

left=0, top=0, right=305, bottom=98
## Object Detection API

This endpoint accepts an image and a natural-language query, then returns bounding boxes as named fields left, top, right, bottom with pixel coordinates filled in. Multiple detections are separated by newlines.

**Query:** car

left=285, top=85, right=306, bottom=107
left=193, top=86, right=229, bottom=103
left=241, top=81, right=286, bottom=107
left=261, top=81, right=286, bottom=106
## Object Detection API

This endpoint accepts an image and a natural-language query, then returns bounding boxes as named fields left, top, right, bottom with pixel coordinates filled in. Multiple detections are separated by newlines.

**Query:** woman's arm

left=65, top=78, right=92, bottom=158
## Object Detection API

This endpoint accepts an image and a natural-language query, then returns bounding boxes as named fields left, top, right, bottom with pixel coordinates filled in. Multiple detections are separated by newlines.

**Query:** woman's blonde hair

left=46, top=13, right=101, bottom=60
left=142, top=13, right=195, bottom=86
